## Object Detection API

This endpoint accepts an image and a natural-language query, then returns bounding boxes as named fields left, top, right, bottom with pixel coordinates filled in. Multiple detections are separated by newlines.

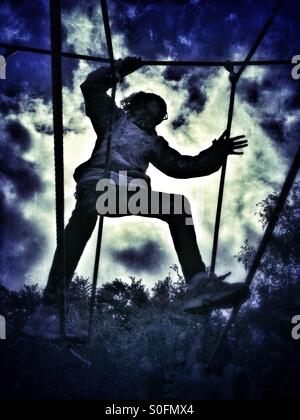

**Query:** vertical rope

left=88, top=0, right=118, bottom=340
left=50, top=0, right=66, bottom=338
left=210, top=0, right=283, bottom=273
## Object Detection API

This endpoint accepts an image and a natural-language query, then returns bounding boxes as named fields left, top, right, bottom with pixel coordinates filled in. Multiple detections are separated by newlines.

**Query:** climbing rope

left=49, top=0, right=66, bottom=338
left=47, top=0, right=287, bottom=345
left=207, top=0, right=289, bottom=370
left=207, top=144, right=300, bottom=371
left=88, top=0, right=119, bottom=341
left=211, top=0, right=284, bottom=273
left=3, top=1, right=295, bottom=360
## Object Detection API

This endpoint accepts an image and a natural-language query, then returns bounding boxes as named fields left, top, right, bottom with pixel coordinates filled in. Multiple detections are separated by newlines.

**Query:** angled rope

left=207, top=144, right=300, bottom=371
left=210, top=0, right=283, bottom=273
left=236, top=0, right=284, bottom=81
left=210, top=79, right=237, bottom=273
left=49, top=0, right=66, bottom=338
left=88, top=0, right=118, bottom=340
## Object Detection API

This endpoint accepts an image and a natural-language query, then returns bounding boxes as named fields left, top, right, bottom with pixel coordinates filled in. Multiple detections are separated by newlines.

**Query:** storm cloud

left=0, top=112, right=45, bottom=288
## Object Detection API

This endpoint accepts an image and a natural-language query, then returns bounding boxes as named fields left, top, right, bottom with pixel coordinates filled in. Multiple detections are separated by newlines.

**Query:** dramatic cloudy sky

left=0, top=0, right=299, bottom=290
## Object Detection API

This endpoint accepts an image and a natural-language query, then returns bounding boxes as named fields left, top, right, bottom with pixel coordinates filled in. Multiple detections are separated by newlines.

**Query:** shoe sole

left=184, top=286, right=250, bottom=315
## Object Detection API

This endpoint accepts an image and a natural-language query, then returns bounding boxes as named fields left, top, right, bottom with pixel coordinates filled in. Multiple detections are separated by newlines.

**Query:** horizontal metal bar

left=0, top=41, right=291, bottom=67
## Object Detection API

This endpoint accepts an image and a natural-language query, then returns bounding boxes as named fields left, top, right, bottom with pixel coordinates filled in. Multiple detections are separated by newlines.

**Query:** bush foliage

left=0, top=184, right=299, bottom=400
